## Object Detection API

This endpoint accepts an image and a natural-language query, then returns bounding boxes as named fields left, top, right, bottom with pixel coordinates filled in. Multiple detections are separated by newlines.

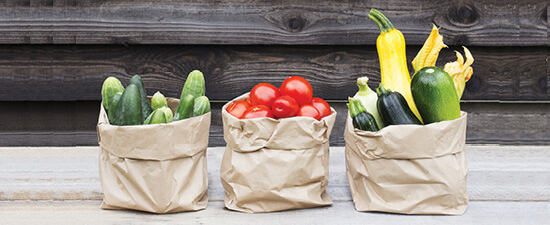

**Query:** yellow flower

left=444, top=47, right=474, bottom=99
left=412, top=24, right=448, bottom=74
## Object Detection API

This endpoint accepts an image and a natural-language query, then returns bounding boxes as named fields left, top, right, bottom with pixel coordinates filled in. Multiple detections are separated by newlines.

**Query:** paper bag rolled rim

left=345, top=111, right=467, bottom=160
left=222, top=93, right=337, bottom=152
left=97, top=97, right=211, bottom=161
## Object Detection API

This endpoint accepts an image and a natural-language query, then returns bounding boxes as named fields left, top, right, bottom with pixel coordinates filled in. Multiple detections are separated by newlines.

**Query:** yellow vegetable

left=444, top=47, right=474, bottom=99
left=368, top=9, right=422, bottom=122
left=412, top=24, right=448, bottom=74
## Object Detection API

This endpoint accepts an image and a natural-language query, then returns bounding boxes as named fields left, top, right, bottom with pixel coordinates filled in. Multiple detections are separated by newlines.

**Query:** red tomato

left=249, top=83, right=280, bottom=108
left=297, top=105, right=321, bottom=120
left=311, top=97, right=331, bottom=118
left=226, top=101, right=250, bottom=119
left=271, top=96, right=299, bottom=119
left=241, top=105, right=274, bottom=119
left=279, top=76, right=313, bottom=106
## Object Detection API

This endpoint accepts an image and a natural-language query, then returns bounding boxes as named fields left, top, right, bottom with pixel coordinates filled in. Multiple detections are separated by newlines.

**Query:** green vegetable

left=376, top=84, right=422, bottom=126
left=175, top=70, right=205, bottom=120
left=101, top=77, right=124, bottom=112
left=151, top=91, right=168, bottom=110
left=107, top=91, right=122, bottom=124
left=353, top=76, right=384, bottom=128
left=158, top=106, right=173, bottom=123
left=113, top=84, right=143, bottom=126
left=129, top=75, right=152, bottom=122
left=146, top=109, right=167, bottom=124
left=348, top=97, right=379, bottom=132
left=192, top=96, right=211, bottom=117
left=175, top=94, right=195, bottom=120
left=411, top=66, right=461, bottom=124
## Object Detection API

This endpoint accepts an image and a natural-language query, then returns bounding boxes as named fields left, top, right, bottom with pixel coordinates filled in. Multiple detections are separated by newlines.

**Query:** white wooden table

left=1, top=146, right=549, bottom=224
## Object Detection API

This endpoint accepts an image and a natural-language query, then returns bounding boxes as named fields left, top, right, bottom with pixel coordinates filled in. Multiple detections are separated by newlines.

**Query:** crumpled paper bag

left=220, top=93, right=336, bottom=213
left=344, top=112, right=469, bottom=215
left=96, top=97, right=210, bottom=214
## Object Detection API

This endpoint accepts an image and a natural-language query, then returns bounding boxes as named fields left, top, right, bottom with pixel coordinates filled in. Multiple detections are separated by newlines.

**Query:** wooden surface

left=1, top=145, right=549, bottom=224
left=0, top=0, right=546, bottom=46
left=1, top=146, right=549, bottom=201
left=1, top=201, right=549, bottom=225
left=1, top=102, right=548, bottom=146
left=0, top=45, right=547, bottom=102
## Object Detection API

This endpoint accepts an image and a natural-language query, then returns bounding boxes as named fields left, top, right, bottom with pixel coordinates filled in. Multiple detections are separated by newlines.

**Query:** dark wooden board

left=1, top=101, right=548, bottom=146
left=0, top=45, right=547, bottom=102
left=0, top=0, right=546, bottom=46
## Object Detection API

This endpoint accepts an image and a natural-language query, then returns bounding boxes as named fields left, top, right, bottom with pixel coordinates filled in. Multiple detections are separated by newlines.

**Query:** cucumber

left=347, top=97, right=379, bottom=132
left=158, top=106, right=173, bottom=123
left=113, top=84, right=143, bottom=126
left=411, top=66, right=461, bottom=124
left=192, top=96, right=211, bottom=117
left=129, top=75, right=152, bottom=122
left=175, top=70, right=205, bottom=120
left=146, top=106, right=173, bottom=124
left=151, top=91, right=168, bottom=110
left=101, top=76, right=124, bottom=112
left=146, top=109, right=167, bottom=124
left=174, top=94, right=195, bottom=120
left=376, top=84, right=422, bottom=126
left=107, top=91, right=122, bottom=124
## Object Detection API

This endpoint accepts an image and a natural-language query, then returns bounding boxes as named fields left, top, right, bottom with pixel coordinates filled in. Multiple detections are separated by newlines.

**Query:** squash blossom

left=411, top=25, right=474, bottom=100
left=444, top=47, right=474, bottom=99
left=412, top=24, right=448, bottom=74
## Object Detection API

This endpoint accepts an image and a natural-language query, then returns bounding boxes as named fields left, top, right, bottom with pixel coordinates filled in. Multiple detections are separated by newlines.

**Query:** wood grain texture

left=1, top=146, right=549, bottom=202
left=0, top=45, right=547, bottom=102
left=0, top=0, right=546, bottom=46
left=1, top=201, right=549, bottom=225
left=0, top=101, right=548, bottom=146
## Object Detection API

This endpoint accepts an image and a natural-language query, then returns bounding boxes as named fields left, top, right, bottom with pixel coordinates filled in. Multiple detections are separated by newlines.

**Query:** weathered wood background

left=0, top=0, right=548, bottom=146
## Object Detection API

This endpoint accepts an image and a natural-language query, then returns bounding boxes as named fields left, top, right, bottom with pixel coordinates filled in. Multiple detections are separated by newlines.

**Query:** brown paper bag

left=96, top=97, right=210, bottom=214
left=220, top=93, right=336, bottom=213
left=344, top=112, right=468, bottom=215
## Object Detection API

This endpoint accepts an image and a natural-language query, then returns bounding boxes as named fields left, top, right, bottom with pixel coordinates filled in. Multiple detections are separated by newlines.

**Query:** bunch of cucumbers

left=101, top=70, right=210, bottom=126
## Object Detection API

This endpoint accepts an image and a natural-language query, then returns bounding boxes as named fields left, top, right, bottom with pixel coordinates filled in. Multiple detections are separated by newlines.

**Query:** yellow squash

left=368, top=9, right=422, bottom=122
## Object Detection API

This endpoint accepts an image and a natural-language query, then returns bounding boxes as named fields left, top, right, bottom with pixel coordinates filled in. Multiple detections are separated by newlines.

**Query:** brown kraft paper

left=344, top=112, right=469, bottom=215
left=96, top=97, right=210, bottom=214
left=220, top=93, right=337, bottom=213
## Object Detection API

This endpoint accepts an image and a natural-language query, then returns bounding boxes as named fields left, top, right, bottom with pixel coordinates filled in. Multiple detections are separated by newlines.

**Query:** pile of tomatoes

left=227, top=76, right=331, bottom=120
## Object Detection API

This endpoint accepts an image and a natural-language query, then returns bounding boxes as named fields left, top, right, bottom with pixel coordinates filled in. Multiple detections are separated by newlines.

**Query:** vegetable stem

left=376, top=83, right=390, bottom=97
left=368, top=13, right=385, bottom=33
left=368, top=9, right=395, bottom=33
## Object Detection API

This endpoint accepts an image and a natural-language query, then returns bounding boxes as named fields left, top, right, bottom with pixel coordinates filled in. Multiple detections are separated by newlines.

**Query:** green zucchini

left=175, top=70, right=205, bottom=120
left=107, top=91, right=122, bottom=124
left=347, top=97, right=379, bottom=132
left=411, top=66, right=461, bottom=124
left=101, top=76, right=124, bottom=112
left=376, top=84, right=422, bottom=126
left=192, top=96, right=211, bottom=117
left=129, top=75, right=152, bottom=122
left=113, top=84, right=143, bottom=126
left=151, top=91, right=168, bottom=110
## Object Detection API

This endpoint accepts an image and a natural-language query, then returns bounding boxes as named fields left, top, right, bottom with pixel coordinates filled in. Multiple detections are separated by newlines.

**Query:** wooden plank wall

left=0, top=0, right=548, bottom=146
